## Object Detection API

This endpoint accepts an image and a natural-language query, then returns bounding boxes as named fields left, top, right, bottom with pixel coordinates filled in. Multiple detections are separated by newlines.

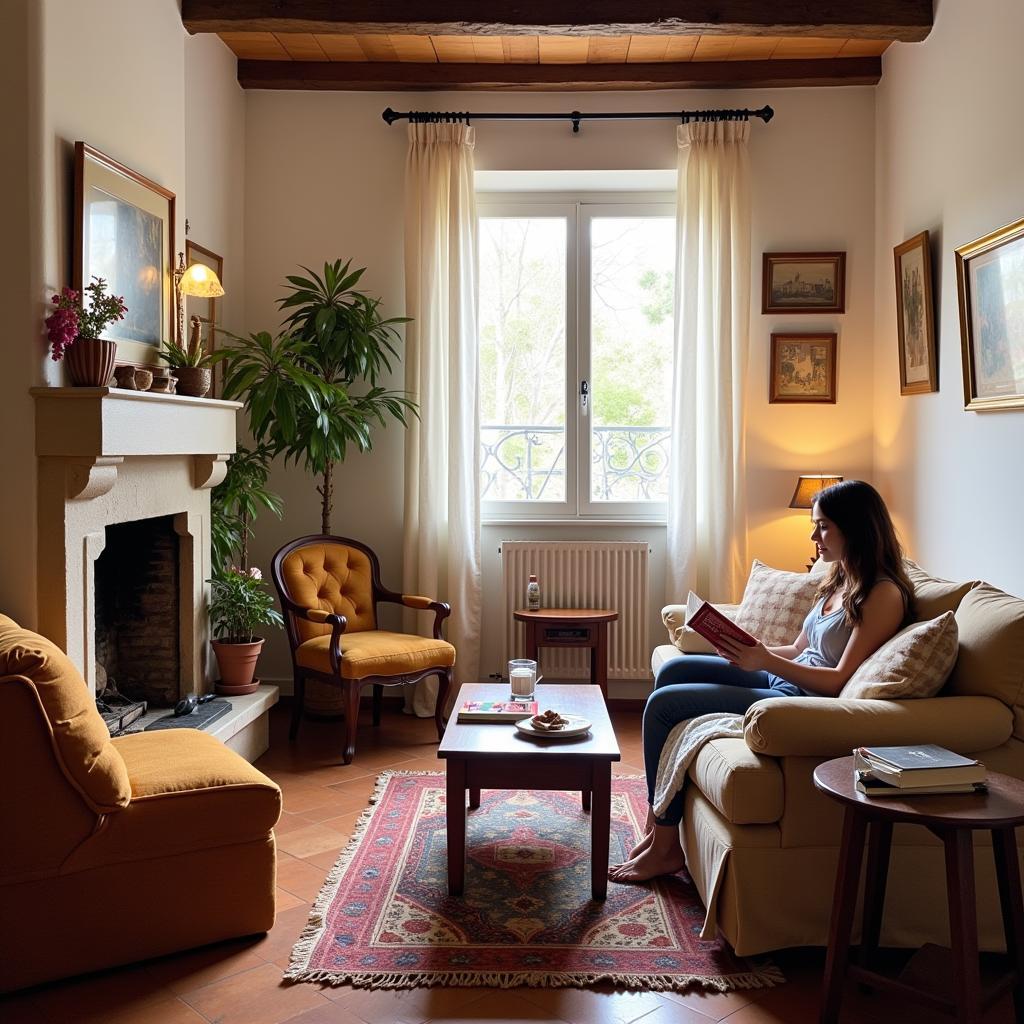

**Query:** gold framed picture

left=73, top=142, right=175, bottom=368
left=769, top=332, right=837, bottom=404
left=893, top=231, right=937, bottom=395
left=955, top=217, right=1024, bottom=411
left=762, top=252, right=846, bottom=314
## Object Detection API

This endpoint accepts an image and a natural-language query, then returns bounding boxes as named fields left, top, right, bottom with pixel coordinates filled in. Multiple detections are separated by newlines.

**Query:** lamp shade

left=178, top=262, right=225, bottom=298
left=789, top=474, right=843, bottom=509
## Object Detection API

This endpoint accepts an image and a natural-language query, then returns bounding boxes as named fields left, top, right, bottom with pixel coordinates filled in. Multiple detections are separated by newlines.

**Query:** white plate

left=515, top=714, right=592, bottom=739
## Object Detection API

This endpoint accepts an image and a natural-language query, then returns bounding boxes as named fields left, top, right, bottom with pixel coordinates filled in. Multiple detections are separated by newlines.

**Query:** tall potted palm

left=212, top=260, right=415, bottom=714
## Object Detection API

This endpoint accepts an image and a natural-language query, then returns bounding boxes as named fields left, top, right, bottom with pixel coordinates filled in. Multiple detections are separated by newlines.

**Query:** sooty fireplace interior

left=94, top=515, right=181, bottom=707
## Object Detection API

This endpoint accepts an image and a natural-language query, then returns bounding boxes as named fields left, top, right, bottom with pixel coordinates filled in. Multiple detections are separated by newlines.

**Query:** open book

left=685, top=592, right=757, bottom=649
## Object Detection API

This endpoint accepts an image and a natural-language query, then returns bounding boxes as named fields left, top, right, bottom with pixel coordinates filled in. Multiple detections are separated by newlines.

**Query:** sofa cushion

left=904, top=560, right=977, bottom=622
left=840, top=612, right=959, bottom=700
left=946, top=583, right=1024, bottom=737
left=0, top=616, right=131, bottom=813
left=662, top=602, right=741, bottom=654
left=687, top=737, right=784, bottom=825
left=734, top=560, right=822, bottom=646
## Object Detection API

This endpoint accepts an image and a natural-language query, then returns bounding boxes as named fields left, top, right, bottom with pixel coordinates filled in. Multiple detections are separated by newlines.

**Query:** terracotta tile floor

left=1, top=703, right=1016, bottom=1023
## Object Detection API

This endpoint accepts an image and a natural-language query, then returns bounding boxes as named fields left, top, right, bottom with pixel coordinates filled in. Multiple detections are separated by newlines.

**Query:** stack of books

left=853, top=744, right=987, bottom=797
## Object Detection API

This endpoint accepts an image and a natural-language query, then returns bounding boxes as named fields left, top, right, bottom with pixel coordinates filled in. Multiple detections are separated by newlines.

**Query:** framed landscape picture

left=955, top=217, right=1024, bottom=411
left=74, top=141, right=175, bottom=368
left=762, top=252, right=846, bottom=314
left=893, top=231, right=937, bottom=395
left=769, top=332, right=837, bottom=404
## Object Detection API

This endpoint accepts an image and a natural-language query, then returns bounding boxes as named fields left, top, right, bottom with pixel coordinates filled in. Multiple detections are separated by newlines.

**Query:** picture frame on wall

left=955, top=216, right=1024, bottom=411
left=184, top=240, right=224, bottom=396
left=893, top=230, right=938, bottom=395
left=769, top=332, right=837, bottom=404
left=762, top=252, right=846, bottom=314
left=74, top=141, right=175, bottom=368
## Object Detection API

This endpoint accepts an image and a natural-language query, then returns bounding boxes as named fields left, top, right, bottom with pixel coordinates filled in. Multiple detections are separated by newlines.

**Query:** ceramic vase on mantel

left=172, top=367, right=212, bottom=398
left=212, top=637, right=263, bottom=696
left=65, top=337, right=117, bottom=387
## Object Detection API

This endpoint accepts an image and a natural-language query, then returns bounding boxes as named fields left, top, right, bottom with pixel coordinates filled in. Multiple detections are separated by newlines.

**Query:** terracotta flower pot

left=212, top=637, right=264, bottom=695
left=172, top=366, right=212, bottom=398
left=65, top=337, right=117, bottom=387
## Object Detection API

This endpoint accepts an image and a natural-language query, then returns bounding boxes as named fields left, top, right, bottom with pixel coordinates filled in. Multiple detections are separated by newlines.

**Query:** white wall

left=244, top=86, right=877, bottom=690
left=0, top=0, right=244, bottom=628
left=873, top=0, right=1024, bottom=595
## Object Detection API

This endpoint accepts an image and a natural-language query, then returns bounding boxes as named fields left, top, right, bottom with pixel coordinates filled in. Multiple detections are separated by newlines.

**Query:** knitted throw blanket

left=653, top=713, right=745, bottom=818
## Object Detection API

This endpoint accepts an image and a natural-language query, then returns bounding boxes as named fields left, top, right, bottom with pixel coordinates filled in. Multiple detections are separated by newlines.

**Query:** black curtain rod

left=382, top=105, right=773, bottom=134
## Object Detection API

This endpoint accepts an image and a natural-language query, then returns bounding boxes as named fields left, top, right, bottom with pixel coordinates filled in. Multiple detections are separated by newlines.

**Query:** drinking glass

left=508, top=658, right=538, bottom=700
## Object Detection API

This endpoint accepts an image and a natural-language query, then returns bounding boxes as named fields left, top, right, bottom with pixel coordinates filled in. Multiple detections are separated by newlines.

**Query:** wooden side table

left=513, top=608, right=618, bottom=701
left=813, top=757, right=1024, bottom=1024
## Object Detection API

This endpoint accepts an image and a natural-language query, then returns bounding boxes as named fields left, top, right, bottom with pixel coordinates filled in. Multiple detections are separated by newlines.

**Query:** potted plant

left=210, top=443, right=283, bottom=574
left=161, top=315, right=214, bottom=397
left=208, top=566, right=284, bottom=694
left=45, top=277, right=127, bottom=386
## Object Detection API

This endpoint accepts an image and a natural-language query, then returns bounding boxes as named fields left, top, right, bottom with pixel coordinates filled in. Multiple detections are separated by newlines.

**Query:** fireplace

left=94, top=515, right=181, bottom=707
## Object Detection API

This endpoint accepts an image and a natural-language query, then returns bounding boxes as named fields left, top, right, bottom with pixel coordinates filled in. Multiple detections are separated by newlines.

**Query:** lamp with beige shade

left=789, top=474, right=843, bottom=570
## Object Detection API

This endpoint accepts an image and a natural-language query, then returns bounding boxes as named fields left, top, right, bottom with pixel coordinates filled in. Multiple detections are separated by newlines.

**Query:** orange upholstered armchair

left=0, top=614, right=281, bottom=993
left=271, top=535, right=455, bottom=764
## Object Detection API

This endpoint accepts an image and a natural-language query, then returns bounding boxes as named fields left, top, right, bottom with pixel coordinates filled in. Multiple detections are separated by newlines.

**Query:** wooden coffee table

left=438, top=682, right=620, bottom=900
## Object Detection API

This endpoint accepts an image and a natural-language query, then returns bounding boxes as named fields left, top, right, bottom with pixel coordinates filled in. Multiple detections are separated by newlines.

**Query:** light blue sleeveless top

left=766, top=596, right=854, bottom=696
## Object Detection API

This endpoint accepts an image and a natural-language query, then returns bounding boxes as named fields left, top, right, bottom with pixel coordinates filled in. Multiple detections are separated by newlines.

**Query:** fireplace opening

left=94, top=515, right=181, bottom=707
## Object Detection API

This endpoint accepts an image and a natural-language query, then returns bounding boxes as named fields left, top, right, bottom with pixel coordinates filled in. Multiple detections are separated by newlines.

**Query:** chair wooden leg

left=289, top=671, right=305, bottom=741
left=372, top=684, right=383, bottom=726
left=435, top=667, right=452, bottom=741
left=342, top=681, right=361, bottom=765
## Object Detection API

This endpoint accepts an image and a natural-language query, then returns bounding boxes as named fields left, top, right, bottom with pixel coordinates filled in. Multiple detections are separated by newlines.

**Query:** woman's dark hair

left=814, top=480, right=914, bottom=625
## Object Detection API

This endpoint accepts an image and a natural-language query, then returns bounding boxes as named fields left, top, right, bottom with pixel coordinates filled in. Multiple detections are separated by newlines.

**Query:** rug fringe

left=284, top=961, right=784, bottom=992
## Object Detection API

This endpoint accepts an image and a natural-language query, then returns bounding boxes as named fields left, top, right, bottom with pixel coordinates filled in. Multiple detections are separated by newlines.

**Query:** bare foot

left=607, top=808, right=658, bottom=877
left=609, top=844, right=686, bottom=883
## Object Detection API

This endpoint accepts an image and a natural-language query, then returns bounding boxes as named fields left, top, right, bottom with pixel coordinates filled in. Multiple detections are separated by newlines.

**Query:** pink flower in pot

left=208, top=566, right=284, bottom=695
left=45, top=278, right=128, bottom=386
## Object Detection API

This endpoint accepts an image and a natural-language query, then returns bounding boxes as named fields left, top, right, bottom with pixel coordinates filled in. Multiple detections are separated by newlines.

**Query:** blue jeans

left=643, top=655, right=798, bottom=827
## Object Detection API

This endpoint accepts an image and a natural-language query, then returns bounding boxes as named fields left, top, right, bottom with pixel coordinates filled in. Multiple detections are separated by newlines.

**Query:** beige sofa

left=653, top=564, right=1024, bottom=956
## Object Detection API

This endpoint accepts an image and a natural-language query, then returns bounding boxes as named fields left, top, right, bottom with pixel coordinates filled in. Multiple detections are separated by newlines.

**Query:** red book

left=686, top=596, right=757, bottom=649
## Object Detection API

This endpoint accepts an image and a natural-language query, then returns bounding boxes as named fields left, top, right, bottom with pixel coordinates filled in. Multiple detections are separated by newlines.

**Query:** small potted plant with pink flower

left=45, top=276, right=128, bottom=386
left=208, top=566, right=283, bottom=694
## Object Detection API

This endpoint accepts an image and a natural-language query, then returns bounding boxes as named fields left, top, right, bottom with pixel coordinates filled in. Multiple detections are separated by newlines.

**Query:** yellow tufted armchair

left=271, top=535, right=455, bottom=764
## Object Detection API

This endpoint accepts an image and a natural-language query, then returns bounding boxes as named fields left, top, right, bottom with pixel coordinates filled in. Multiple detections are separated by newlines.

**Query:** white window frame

left=477, top=191, right=675, bottom=524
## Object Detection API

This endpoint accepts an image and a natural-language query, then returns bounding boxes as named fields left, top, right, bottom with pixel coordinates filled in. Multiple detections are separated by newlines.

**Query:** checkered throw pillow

left=841, top=612, right=959, bottom=700
left=733, top=560, right=822, bottom=647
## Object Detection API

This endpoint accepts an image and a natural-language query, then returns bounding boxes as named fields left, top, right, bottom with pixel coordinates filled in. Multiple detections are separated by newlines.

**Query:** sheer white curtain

left=666, top=119, right=752, bottom=605
left=401, top=122, right=482, bottom=716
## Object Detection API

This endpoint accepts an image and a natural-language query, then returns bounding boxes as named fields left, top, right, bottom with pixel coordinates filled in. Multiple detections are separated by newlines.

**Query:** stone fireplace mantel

left=32, top=386, right=241, bottom=695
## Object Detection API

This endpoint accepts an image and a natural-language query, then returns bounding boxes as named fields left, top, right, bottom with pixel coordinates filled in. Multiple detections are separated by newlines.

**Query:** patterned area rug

left=285, top=771, right=781, bottom=991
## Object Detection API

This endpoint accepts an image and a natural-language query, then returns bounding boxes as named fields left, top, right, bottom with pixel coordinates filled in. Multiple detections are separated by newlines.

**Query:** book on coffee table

left=456, top=699, right=538, bottom=723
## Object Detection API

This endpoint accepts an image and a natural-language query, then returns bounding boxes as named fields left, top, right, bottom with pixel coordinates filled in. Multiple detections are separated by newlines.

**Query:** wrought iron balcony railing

left=481, top=424, right=670, bottom=502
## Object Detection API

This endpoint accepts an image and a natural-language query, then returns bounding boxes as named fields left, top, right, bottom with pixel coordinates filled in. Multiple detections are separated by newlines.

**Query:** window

left=478, top=196, right=675, bottom=519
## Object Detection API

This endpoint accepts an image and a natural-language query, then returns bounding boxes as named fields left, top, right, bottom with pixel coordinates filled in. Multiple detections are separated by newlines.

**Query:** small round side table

left=513, top=608, right=618, bottom=701
left=813, top=757, right=1024, bottom=1024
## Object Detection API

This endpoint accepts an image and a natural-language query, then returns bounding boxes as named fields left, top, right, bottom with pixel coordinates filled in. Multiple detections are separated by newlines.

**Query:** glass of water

left=508, top=658, right=538, bottom=701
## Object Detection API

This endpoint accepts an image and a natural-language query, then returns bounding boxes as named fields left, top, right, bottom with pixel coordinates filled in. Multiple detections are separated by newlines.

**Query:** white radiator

left=500, top=541, right=650, bottom=680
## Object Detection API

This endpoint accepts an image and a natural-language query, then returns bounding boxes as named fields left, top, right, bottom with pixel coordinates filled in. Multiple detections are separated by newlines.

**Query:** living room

left=2, top=1, right=1023, bottom=1021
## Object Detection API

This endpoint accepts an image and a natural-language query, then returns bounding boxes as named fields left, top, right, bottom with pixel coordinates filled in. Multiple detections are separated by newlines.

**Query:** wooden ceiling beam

left=184, top=2, right=933, bottom=43
left=236, top=57, right=882, bottom=91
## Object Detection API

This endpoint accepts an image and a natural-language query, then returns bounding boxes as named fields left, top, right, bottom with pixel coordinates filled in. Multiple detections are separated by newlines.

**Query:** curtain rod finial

left=382, top=107, right=398, bottom=125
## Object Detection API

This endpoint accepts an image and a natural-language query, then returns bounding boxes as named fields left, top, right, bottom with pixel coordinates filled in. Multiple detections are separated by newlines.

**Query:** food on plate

left=530, top=709, right=569, bottom=731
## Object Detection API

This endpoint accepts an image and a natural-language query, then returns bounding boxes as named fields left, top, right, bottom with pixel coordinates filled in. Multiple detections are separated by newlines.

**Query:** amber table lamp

left=789, top=474, right=843, bottom=570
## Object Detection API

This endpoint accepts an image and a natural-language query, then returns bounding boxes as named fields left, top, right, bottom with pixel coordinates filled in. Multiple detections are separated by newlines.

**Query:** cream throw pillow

left=841, top=611, right=959, bottom=700
left=734, top=560, right=822, bottom=647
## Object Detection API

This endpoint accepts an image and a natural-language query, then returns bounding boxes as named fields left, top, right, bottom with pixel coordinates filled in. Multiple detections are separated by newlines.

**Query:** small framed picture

left=955, top=216, right=1024, bottom=411
left=762, top=252, right=846, bottom=314
left=893, top=231, right=937, bottom=395
left=769, top=332, right=837, bottom=404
